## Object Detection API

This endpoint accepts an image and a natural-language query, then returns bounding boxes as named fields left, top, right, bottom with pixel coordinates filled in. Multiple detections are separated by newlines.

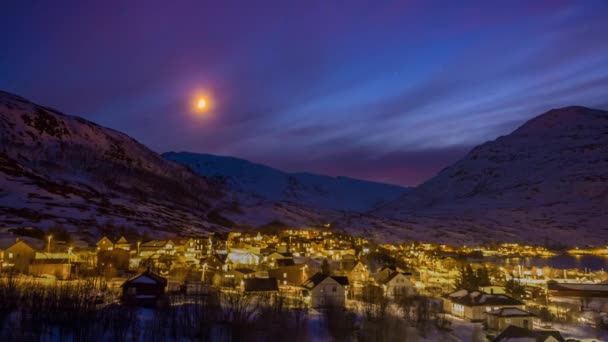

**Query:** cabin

left=121, top=270, right=167, bottom=306
left=269, top=263, right=311, bottom=287
left=547, top=281, right=608, bottom=311
left=492, top=325, right=565, bottom=342
left=29, top=252, right=74, bottom=279
left=114, top=236, right=131, bottom=250
left=174, top=238, right=198, bottom=258
left=227, top=249, right=260, bottom=266
left=267, top=252, right=292, bottom=267
left=97, top=247, right=130, bottom=271
left=341, top=261, right=369, bottom=296
left=443, top=289, right=524, bottom=322
left=302, top=272, right=349, bottom=308
left=486, top=307, right=535, bottom=331
left=221, top=267, right=255, bottom=287
left=0, top=239, right=36, bottom=273
left=139, top=240, right=176, bottom=257
left=96, top=236, right=114, bottom=251
left=375, top=266, right=409, bottom=283
left=377, top=271, right=415, bottom=299
left=243, top=277, right=279, bottom=295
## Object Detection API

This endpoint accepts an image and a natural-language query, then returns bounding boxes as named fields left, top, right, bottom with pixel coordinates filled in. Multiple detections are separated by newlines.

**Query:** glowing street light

left=47, top=235, right=53, bottom=253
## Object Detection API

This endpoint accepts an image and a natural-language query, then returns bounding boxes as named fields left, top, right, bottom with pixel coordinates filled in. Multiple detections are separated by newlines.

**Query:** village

left=1, top=226, right=607, bottom=341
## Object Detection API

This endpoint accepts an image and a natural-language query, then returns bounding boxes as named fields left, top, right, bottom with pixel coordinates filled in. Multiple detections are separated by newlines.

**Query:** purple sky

left=2, top=1, right=607, bottom=186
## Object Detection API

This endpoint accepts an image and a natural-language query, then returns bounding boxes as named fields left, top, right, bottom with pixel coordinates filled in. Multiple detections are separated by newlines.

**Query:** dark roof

left=302, top=272, right=350, bottom=289
left=244, top=278, right=279, bottom=292
left=277, top=258, right=295, bottom=267
left=377, top=271, right=409, bottom=285
left=492, top=325, right=565, bottom=342
left=122, top=271, right=167, bottom=287
left=548, top=282, right=608, bottom=293
left=446, top=289, right=524, bottom=307
left=379, top=266, right=412, bottom=275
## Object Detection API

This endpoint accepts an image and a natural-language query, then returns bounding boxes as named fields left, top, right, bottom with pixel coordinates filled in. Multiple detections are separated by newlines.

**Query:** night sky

left=2, top=1, right=607, bottom=186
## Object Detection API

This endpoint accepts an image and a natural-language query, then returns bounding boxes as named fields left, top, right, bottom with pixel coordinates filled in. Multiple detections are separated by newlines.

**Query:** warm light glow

left=197, top=98, right=207, bottom=109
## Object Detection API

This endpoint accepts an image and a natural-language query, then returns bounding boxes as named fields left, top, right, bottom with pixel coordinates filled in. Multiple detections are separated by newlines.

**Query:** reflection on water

left=496, top=254, right=608, bottom=271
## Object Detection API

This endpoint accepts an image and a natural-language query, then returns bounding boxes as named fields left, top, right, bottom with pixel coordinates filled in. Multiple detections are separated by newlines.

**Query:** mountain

left=372, top=106, right=608, bottom=245
left=163, top=152, right=409, bottom=212
left=3, top=90, right=606, bottom=246
left=0, top=90, right=231, bottom=238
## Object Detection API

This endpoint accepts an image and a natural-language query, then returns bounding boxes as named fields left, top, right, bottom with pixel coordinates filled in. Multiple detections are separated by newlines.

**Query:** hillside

left=0, top=91, right=231, bottom=238
left=163, top=152, right=408, bottom=212
left=371, top=106, right=608, bottom=245
left=2, top=91, right=606, bottom=246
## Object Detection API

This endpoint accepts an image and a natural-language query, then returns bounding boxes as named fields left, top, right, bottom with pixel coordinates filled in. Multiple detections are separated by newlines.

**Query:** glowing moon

left=197, top=98, right=207, bottom=110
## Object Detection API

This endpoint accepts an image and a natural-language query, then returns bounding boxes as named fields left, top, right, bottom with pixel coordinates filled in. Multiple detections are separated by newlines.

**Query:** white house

left=227, top=249, right=260, bottom=266
left=377, top=271, right=415, bottom=298
left=302, top=272, right=349, bottom=308
left=443, top=289, right=525, bottom=322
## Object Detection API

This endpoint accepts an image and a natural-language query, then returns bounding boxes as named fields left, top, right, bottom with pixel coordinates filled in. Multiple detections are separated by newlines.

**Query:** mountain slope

left=372, top=106, right=608, bottom=245
left=163, top=151, right=409, bottom=212
left=0, top=90, right=230, bottom=237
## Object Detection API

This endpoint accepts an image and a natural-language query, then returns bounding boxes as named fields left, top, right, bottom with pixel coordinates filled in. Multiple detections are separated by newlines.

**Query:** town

left=1, top=226, right=607, bottom=341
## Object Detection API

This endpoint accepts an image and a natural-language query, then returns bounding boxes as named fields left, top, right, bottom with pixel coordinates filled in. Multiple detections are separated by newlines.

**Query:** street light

left=201, top=262, right=208, bottom=283
left=47, top=235, right=53, bottom=253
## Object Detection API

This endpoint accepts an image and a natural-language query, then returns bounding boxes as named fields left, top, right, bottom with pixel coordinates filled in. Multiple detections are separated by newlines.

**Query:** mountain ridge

left=163, top=151, right=409, bottom=212
left=370, top=106, right=608, bottom=245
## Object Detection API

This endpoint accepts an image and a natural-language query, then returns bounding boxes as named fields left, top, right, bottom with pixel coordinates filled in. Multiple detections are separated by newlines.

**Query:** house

left=302, top=272, right=349, bottom=308
left=139, top=240, right=176, bottom=257
left=343, top=261, right=369, bottom=285
left=221, top=267, right=256, bottom=287
left=97, top=248, right=130, bottom=272
left=377, top=271, right=416, bottom=299
left=200, top=254, right=224, bottom=282
left=269, top=264, right=311, bottom=287
left=96, top=236, right=114, bottom=251
left=486, top=308, right=535, bottom=331
left=114, top=236, right=131, bottom=251
left=547, top=281, right=608, bottom=311
left=492, top=325, right=565, bottom=342
left=267, top=252, right=292, bottom=267
left=375, top=266, right=409, bottom=283
left=227, top=249, right=260, bottom=266
left=443, top=289, right=525, bottom=321
left=121, top=270, right=168, bottom=306
left=29, top=252, right=75, bottom=279
left=243, top=277, right=279, bottom=295
left=276, top=258, right=295, bottom=267
left=0, top=239, right=36, bottom=273
left=175, top=238, right=198, bottom=258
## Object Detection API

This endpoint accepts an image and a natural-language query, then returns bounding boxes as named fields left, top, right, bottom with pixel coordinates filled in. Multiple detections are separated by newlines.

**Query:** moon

left=197, top=98, right=207, bottom=110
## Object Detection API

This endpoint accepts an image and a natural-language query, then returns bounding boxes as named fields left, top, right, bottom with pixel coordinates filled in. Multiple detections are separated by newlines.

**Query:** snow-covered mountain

left=163, top=152, right=409, bottom=212
left=0, top=90, right=232, bottom=238
left=2, top=90, right=606, bottom=246
left=372, top=106, right=608, bottom=245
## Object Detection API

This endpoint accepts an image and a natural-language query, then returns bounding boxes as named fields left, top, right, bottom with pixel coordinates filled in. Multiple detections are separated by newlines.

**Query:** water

left=495, top=254, right=608, bottom=271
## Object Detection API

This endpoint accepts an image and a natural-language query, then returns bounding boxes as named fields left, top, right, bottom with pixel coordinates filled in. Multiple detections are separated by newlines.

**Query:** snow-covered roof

left=487, top=307, right=534, bottom=317
left=446, top=289, right=523, bottom=307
